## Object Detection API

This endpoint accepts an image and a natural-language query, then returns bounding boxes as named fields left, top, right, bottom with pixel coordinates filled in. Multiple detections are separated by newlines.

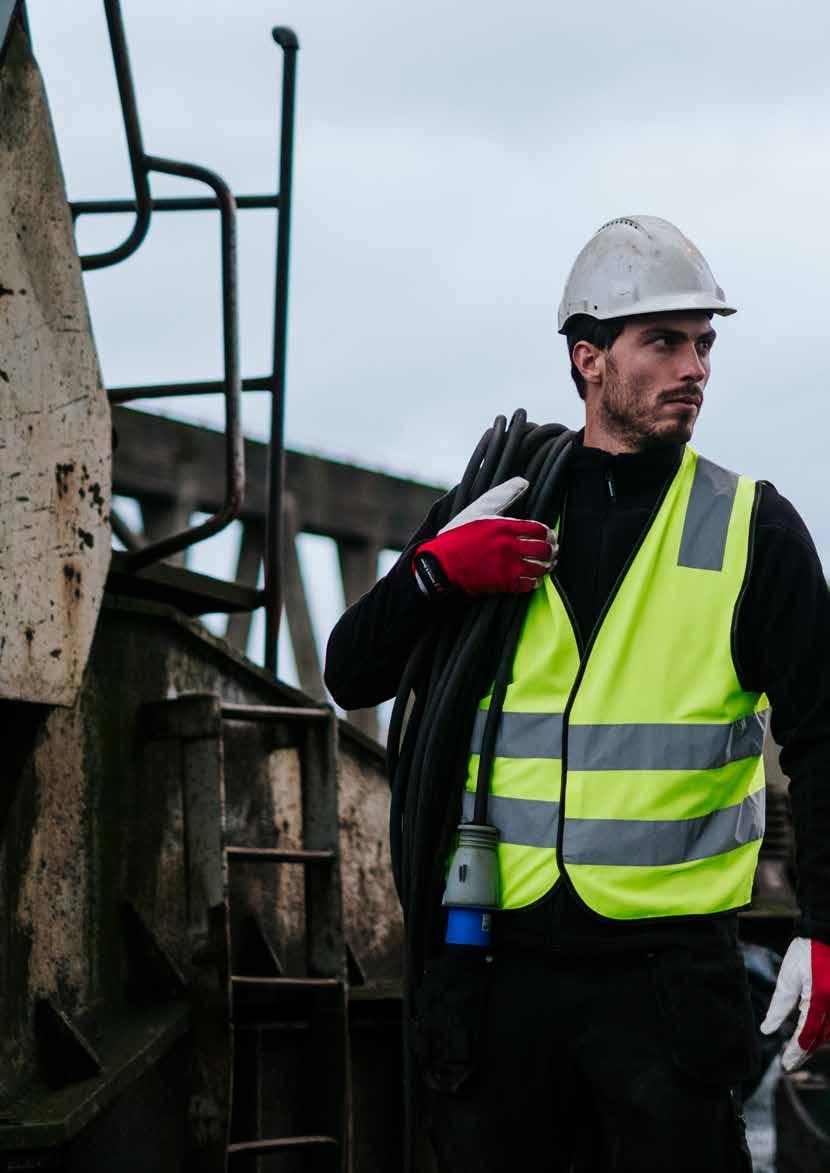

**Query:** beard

left=600, top=355, right=699, bottom=451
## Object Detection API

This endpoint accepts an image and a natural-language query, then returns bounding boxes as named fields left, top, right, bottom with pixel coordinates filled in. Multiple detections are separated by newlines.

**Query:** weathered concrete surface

left=0, top=22, right=110, bottom=706
left=338, top=729, right=403, bottom=980
left=225, top=732, right=307, bottom=977
left=17, top=704, right=90, bottom=1000
left=1, top=599, right=402, bottom=1132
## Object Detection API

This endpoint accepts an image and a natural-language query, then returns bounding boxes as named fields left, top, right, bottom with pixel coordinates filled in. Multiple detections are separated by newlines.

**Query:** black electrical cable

left=391, top=415, right=573, bottom=944
left=387, top=410, right=576, bottom=1172
left=469, top=413, right=507, bottom=500
left=473, top=430, right=573, bottom=818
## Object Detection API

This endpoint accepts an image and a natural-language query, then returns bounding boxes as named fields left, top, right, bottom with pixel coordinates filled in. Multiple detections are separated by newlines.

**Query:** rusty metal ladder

left=140, top=695, right=350, bottom=1172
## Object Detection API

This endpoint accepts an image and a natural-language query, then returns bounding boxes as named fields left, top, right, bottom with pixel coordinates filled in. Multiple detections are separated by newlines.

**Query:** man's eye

left=697, top=340, right=713, bottom=355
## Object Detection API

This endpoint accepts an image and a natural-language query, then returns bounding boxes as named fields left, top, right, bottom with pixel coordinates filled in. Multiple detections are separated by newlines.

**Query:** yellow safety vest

left=463, top=446, right=768, bottom=919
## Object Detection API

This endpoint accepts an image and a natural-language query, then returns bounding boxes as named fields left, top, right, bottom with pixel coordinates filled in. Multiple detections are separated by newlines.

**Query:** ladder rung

left=228, top=1135, right=337, bottom=1157
left=221, top=703, right=330, bottom=723
left=226, top=846, right=335, bottom=865
left=234, top=1019, right=310, bottom=1033
left=232, top=976, right=341, bottom=991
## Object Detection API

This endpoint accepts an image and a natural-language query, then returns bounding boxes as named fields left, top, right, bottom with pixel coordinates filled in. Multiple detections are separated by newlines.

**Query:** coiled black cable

left=386, top=409, right=576, bottom=1171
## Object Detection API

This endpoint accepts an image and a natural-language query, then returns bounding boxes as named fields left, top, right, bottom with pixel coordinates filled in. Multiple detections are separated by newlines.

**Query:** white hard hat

left=557, top=215, right=736, bottom=334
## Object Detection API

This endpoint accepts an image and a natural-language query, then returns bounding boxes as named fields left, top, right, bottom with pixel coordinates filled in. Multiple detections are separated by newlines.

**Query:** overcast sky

left=23, top=0, right=830, bottom=684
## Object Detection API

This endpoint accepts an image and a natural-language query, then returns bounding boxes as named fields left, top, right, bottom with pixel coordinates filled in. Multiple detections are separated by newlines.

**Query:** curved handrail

left=67, top=0, right=246, bottom=571
left=79, top=0, right=151, bottom=270
left=65, top=2, right=301, bottom=671
left=122, top=155, right=244, bottom=570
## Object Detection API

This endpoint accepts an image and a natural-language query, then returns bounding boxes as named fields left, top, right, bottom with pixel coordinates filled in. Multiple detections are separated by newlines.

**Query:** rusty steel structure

left=1, top=2, right=828, bottom=1171
left=107, top=405, right=443, bottom=742
left=70, top=0, right=298, bottom=676
left=0, top=5, right=409, bottom=1170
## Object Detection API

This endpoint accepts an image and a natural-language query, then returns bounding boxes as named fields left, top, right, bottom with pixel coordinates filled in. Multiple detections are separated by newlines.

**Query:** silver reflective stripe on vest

left=569, top=711, right=768, bottom=771
left=677, top=456, right=739, bottom=571
left=461, top=790, right=558, bottom=849
left=562, top=787, right=765, bottom=867
left=463, top=786, right=765, bottom=861
left=470, top=709, right=768, bottom=770
left=469, top=709, right=563, bottom=759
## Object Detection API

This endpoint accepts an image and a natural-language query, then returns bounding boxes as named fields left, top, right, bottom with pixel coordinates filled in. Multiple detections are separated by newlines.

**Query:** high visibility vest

left=463, top=446, right=768, bottom=919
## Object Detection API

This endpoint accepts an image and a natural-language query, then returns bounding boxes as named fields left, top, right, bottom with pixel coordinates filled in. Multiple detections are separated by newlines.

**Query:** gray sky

left=24, top=0, right=830, bottom=681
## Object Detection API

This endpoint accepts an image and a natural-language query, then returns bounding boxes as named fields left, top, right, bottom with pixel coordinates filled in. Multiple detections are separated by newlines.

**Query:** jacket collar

left=571, top=428, right=685, bottom=494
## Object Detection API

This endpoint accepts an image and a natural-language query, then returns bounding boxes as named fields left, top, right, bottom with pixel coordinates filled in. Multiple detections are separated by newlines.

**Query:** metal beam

left=140, top=500, right=194, bottom=568
left=112, top=407, right=444, bottom=551
left=337, top=540, right=381, bottom=741
left=282, top=497, right=325, bottom=701
left=225, top=521, right=265, bottom=653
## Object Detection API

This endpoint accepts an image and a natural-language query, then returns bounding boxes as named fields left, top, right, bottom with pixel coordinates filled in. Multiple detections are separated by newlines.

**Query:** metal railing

left=70, top=0, right=298, bottom=673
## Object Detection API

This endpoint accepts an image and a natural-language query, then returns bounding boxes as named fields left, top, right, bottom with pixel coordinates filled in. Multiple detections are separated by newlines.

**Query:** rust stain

left=89, top=482, right=105, bottom=514
left=54, top=462, right=75, bottom=498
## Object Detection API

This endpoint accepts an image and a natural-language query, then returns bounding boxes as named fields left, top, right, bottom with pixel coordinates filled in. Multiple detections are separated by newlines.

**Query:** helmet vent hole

left=599, top=217, right=643, bottom=233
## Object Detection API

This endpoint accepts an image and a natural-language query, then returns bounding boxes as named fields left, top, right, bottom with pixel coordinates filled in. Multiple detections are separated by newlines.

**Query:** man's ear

left=571, top=341, right=605, bottom=388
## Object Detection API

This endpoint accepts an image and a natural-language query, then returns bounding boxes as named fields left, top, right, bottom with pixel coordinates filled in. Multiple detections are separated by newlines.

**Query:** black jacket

left=325, top=436, right=830, bottom=951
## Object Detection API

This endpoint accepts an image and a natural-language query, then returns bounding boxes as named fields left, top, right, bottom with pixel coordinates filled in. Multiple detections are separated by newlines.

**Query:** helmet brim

left=558, top=292, right=737, bottom=335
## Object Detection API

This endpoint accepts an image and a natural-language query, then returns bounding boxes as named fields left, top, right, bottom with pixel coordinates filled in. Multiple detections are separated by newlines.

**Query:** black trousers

left=414, top=948, right=759, bottom=1173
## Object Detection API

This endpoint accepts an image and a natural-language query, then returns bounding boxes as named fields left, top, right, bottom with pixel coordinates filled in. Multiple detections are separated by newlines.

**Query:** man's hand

left=413, top=476, right=557, bottom=598
left=760, top=937, right=830, bottom=1070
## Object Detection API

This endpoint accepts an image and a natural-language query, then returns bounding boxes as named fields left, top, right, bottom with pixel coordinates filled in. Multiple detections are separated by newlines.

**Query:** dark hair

left=565, top=314, right=626, bottom=400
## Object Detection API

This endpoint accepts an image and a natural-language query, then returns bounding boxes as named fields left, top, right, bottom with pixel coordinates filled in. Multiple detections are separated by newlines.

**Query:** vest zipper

left=551, top=494, right=585, bottom=653
left=551, top=574, right=584, bottom=655
left=553, top=464, right=680, bottom=896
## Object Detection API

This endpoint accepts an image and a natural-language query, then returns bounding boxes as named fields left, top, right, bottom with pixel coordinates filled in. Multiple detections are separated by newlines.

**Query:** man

left=325, top=216, right=830, bottom=1170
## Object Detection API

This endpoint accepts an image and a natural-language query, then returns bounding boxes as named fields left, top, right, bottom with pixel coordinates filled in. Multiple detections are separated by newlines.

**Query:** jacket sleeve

left=735, top=482, right=830, bottom=944
left=324, top=490, right=455, bottom=711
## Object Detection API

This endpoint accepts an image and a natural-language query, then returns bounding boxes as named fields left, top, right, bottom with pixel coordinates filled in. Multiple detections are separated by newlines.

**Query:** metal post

left=264, top=28, right=299, bottom=675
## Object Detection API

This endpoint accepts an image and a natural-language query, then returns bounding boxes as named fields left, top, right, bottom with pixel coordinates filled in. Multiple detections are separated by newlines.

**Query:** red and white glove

left=760, top=937, right=830, bottom=1070
left=413, top=476, right=557, bottom=597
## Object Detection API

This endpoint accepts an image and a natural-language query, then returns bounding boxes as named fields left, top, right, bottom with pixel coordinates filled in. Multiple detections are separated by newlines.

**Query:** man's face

left=594, top=312, right=716, bottom=449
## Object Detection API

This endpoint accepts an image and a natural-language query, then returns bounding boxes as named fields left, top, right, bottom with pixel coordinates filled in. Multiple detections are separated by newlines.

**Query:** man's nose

left=679, top=345, right=707, bottom=382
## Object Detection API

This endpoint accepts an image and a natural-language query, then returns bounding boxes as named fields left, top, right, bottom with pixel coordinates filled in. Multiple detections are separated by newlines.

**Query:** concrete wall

left=339, top=729, right=404, bottom=981
left=0, top=20, right=110, bottom=707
